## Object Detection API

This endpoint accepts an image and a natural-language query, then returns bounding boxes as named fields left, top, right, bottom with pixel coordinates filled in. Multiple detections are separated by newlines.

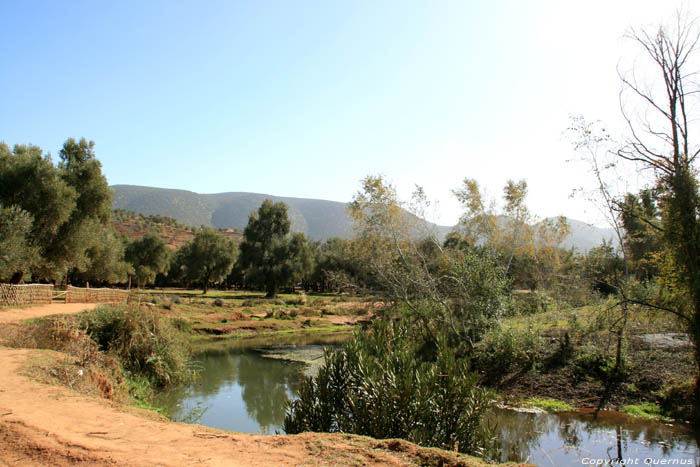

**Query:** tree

left=73, top=228, right=131, bottom=285
left=238, top=200, right=313, bottom=297
left=125, top=233, right=171, bottom=288
left=48, top=138, right=114, bottom=281
left=619, top=190, right=662, bottom=281
left=176, top=228, right=236, bottom=294
left=349, top=175, right=508, bottom=348
left=0, top=142, right=76, bottom=281
left=453, top=178, right=569, bottom=289
left=0, top=205, right=39, bottom=282
left=617, top=14, right=700, bottom=422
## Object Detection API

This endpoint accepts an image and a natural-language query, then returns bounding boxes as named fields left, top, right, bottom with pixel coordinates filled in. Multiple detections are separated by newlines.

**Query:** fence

left=0, top=284, right=54, bottom=306
left=64, top=285, right=130, bottom=304
left=0, top=284, right=130, bottom=307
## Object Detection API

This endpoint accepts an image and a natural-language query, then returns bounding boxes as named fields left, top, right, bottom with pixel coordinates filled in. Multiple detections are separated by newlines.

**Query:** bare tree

left=618, top=13, right=700, bottom=423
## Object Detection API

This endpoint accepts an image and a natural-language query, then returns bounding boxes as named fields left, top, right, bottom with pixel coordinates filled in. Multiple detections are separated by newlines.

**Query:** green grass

left=522, top=397, right=575, bottom=412
left=621, top=402, right=669, bottom=421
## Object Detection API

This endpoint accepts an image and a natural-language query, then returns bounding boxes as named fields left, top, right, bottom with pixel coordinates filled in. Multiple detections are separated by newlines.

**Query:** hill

left=111, top=210, right=243, bottom=250
left=112, top=185, right=355, bottom=241
left=111, top=185, right=616, bottom=251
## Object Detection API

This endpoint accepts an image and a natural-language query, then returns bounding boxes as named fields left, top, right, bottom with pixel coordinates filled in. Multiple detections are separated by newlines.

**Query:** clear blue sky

left=0, top=0, right=692, bottom=226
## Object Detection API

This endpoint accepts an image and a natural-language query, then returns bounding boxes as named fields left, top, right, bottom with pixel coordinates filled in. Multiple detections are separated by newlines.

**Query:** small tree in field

left=238, top=200, right=313, bottom=298
left=176, top=228, right=236, bottom=294
left=125, top=233, right=171, bottom=288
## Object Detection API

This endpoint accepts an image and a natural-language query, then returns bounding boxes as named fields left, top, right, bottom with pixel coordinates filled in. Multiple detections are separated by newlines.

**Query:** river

left=155, top=336, right=699, bottom=465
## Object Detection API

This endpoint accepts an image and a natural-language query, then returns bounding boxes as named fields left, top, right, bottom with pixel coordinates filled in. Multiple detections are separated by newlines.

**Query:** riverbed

left=156, top=337, right=700, bottom=465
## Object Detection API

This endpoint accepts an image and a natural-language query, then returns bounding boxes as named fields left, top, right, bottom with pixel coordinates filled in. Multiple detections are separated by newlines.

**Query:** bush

left=472, top=324, right=540, bottom=380
left=572, top=346, right=626, bottom=382
left=506, top=291, right=549, bottom=316
left=81, top=305, right=192, bottom=387
left=284, top=318, right=492, bottom=455
left=284, top=293, right=307, bottom=305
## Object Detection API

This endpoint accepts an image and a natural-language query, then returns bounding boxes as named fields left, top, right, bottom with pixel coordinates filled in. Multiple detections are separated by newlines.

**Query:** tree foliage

left=238, top=200, right=313, bottom=297
left=0, top=205, right=39, bottom=282
left=175, top=228, right=236, bottom=293
left=453, top=178, right=569, bottom=289
left=125, top=233, right=171, bottom=288
left=349, top=175, right=508, bottom=347
left=0, top=139, right=122, bottom=283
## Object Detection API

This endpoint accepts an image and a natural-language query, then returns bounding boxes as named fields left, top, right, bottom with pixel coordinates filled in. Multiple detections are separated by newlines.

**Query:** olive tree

left=238, top=200, right=313, bottom=298
left=125, top=233, right=171, bottom=288
left=176, top=228, right=236, bottom=294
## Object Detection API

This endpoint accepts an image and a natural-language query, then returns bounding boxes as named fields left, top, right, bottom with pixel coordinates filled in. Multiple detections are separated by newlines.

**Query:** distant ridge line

left=111, top=184, right=616, bottom=251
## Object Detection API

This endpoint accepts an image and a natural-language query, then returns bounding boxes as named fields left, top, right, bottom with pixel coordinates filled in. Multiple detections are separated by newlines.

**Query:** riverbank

left=474, top=302, right=697, bottom=423
left=0, top=299, right=531, bottom=466
left=0, top=347, right=528, bottom=466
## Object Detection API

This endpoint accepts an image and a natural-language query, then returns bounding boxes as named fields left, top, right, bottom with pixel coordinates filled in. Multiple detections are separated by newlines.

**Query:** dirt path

left=0, top=303, right=98, bottom=324
left=0, top=305, right=519, bottom=466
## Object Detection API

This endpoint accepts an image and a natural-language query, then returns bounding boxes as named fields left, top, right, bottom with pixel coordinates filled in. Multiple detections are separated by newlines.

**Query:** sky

left=0, top=0, right=695, bottom=227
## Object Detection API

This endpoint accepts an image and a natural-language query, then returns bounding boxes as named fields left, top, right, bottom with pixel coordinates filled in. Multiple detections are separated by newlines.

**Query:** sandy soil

left=0, top=304, right=519, bottom=466
left=0, top=303, right=98, bottom=324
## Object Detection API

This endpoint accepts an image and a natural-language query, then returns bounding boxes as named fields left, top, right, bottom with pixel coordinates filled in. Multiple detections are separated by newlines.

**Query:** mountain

left=556, top=218, right=617, bottom=253
left=111, top=185, right=356, bottom=240
left=111, top=185, right=616, bottom=251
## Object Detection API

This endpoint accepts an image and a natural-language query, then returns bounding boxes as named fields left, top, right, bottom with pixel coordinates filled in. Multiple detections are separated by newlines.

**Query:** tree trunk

left=9, top=271, right=23, bottom=284
left=265, top=283, right=277, bottom=298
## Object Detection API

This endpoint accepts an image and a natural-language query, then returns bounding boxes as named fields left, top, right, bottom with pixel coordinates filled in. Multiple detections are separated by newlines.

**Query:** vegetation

left=0, top=139, right=123, bottom=283
left=1, top=13, right=698, bottom=459
left=0, top=304, right=193, bottom=409
left=172, top=227, right=236, bottom=293
left=285, top=318, right=493, bottom=455
left=238, top=199, right=314, bottom=297
left=125, top=232, right=171, bottom=288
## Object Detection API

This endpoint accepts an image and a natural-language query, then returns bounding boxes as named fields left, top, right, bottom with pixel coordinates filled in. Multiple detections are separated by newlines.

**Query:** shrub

left=285, top=318, right=492, bottom=455
left=284, top=293, right=307, bottom=306
left=472, top=324, right=539, bottom=381
left=80, top=305, right=192, bottom=387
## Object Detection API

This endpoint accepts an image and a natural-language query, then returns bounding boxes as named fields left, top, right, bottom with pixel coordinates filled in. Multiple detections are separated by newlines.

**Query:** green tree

left=349, top=175, right=508, bottom=347
left=0, top=142, right=76, bottom=280
left=453, top=178, right=569, bottom=289
left=238, top=200, right=313, bottom=297
left=619, top=190, right=662, bottom=281
left=47, top=138, right=114, bottom=280
left=0, top=205, right=39, bottom=282
left=176, top=228, right=236, bottom=294
left=125, top=233, right=171, bottom=288
left=73, top=228, right=131, bottom=285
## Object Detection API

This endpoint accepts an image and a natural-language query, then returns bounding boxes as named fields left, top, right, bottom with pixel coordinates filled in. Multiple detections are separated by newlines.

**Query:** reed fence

left=0, top=284, right=54, bottom=306
left=65, top=285, right=130, bottom=304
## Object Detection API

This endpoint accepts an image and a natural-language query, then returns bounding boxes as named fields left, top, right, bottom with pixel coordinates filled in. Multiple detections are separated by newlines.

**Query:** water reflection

left=156, top=336, right=344, bottom=434
left=489, top=408, right=699, bottom=465
left=156, top=338, right=699, bottom=464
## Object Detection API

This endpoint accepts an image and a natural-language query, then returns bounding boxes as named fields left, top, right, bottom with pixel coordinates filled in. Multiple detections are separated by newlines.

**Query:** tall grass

left=81, top=305, right=193, bottom=387
left=284, top=318, right=493, bottom=455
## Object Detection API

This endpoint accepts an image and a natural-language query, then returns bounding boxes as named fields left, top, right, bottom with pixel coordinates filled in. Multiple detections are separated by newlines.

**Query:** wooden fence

left=64, top=285, right=130, bottom=304
left=0, top=284, right=54, bottom=306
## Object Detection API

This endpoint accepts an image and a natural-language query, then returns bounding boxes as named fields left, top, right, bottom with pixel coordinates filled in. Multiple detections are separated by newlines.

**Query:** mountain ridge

left=111, top=184, right=616, bottom=251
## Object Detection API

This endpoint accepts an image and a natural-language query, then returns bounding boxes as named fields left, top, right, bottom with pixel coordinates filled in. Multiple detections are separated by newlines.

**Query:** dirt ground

left=0, top=303, right=98, bottom=324
left=0, top=304, right=521, bottom=467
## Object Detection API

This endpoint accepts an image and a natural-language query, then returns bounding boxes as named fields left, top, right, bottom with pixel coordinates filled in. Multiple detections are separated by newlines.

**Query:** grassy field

left=128, top=288, right=379, bottom=344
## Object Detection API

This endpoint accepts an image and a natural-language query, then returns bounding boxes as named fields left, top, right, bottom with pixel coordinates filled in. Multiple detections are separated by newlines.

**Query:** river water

left=156, top=336, right=699, bottom=465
